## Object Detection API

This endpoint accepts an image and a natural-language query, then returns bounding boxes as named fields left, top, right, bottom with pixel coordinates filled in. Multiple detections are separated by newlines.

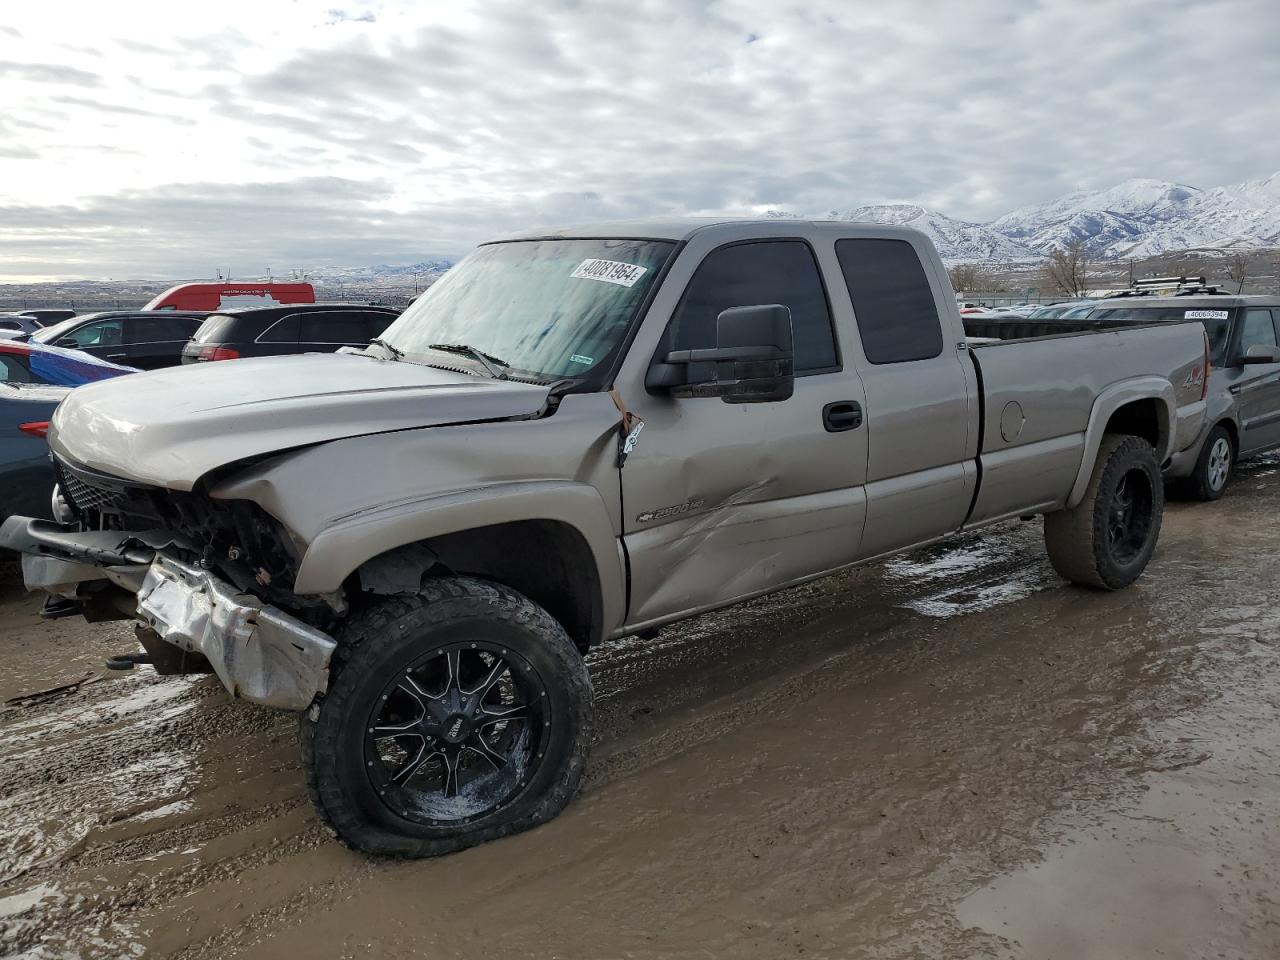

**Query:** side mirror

left=56, top=337, right=79, bottom=348
left=646, top=304, right=794, bottom=403
left=1241, top=344, right=1280, bottom=365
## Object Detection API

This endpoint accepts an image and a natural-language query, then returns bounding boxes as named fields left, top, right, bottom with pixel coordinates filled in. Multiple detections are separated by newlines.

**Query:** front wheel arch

left=301, top=577, right=594, bottom=857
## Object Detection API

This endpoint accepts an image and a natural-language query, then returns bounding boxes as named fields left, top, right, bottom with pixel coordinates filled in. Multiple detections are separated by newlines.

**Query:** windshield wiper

left=427, top=343, right=509, bottom=380
left=368, top=338, right=403, bottom=361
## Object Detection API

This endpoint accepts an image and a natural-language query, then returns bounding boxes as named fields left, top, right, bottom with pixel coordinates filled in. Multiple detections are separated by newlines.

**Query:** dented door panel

left=621, top=373, right=869, bottom=625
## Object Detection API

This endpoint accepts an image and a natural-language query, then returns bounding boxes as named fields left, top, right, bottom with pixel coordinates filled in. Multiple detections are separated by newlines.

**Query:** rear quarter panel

left=967, top=323, right=1206, bottom=524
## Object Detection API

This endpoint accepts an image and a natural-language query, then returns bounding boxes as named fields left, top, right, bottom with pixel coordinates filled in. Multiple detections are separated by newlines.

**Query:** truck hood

left=49, top=352, right=551, bottom=490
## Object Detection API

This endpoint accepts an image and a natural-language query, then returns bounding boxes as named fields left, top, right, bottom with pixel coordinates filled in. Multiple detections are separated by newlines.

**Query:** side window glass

left=301, top=313, right=369, bottom=343
left=259, top=315, right=301, bottom=343
left=363, top=312, right=394, bottom=338
left=668, top=240, right=837, bottom=372
left=66, top=319, right=123, bottom=347
left=836, top=239, right=944, bottom=364
left=1240, top=308, right=1279, bottom=351
left=1, top=354, right=32, bottom=382
left=129, top=316, right=191, bottom=343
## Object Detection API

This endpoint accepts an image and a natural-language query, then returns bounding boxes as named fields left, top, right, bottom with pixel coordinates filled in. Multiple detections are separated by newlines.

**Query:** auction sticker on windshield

left=571, top=259, right=648, bottom=287
left=1186, top=310, right=1230, bottom=320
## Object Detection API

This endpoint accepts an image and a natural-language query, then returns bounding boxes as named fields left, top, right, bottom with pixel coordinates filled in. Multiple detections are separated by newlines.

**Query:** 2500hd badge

left=636, top=498, right=706, bottom=524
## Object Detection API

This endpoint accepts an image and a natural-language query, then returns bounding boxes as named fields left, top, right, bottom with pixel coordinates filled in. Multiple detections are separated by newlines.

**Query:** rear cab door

left=830, top=228, right=980, bottom=557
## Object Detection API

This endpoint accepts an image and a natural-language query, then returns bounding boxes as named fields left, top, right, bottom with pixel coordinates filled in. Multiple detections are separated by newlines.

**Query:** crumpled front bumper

left=0, top=515, right=337, bottom=712
left=136, top=555, right=337, bottom=711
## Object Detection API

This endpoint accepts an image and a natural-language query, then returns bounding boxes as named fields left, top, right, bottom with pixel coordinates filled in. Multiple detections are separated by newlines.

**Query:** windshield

left=31, top=313, right=104, bottom=344
left=1092, top=306, right=1233, bottom=364
left=378, top=238, right=676, bottom=381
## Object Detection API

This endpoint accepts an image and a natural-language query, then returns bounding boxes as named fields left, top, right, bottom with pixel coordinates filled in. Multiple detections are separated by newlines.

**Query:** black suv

left=27, top=312, right=208, bottom=369
left=183, top=304, right=401, bottom=364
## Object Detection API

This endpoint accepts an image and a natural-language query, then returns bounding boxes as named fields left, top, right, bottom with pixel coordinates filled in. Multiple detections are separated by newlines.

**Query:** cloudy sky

left=2, top=0, right=1278, bottom=280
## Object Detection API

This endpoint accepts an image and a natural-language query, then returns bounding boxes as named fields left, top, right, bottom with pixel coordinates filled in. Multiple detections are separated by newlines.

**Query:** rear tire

left=1183, top=425, right=1234, bottom=501
left=1044, top=434, right=1163, bottom=590
left=300, top=576, right=593, bottom=858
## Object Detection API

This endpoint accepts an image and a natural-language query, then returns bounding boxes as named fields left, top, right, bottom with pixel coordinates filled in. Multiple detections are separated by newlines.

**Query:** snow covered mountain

left=820, top=204, right=1035, bottom=262
left=988, top=174, right=1280, bottom=260
left=786, top=171, right=1280, bottom=262
left=308, top=259, right=455, bottom=283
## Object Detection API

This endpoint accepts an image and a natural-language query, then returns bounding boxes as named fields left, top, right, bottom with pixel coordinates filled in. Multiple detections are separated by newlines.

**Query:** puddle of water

left=883, top=531, right=1057, bottom=619
left=904, top=570, right=1057, bottom=619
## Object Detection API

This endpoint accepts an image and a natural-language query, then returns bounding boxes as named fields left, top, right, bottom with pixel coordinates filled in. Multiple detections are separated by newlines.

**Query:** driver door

left=618, top=238, right=868, bottom=627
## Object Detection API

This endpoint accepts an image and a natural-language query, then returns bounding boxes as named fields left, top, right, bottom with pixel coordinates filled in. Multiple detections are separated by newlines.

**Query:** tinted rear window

left=190, top=314, right=239, bottom=344
left=836, top=238, right=944, bottom=364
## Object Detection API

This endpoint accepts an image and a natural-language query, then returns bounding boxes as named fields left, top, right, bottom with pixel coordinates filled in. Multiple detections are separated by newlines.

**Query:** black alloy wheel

left=1105, top=468, right=1155, bottom=566
left=364, top=642, right=551, bottom=825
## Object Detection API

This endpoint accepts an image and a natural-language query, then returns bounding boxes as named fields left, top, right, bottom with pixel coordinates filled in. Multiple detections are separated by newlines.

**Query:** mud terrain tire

left=300, top=576, right=593, bottom=858
left=1044, top=434, right=1164, bottom=590
left=1182, top=424, right=1234, bottom=502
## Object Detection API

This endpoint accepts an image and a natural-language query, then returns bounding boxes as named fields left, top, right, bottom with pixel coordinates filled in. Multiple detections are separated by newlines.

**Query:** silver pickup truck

left=1, top=219, right=1209, bottom=857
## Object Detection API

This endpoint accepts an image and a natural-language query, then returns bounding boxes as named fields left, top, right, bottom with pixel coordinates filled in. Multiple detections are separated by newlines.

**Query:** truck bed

left=961, top=321, right=1208, bottom=525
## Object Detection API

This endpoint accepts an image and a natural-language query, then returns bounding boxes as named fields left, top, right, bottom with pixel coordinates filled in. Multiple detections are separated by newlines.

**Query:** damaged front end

left=1, top=453, right=338, bottom=711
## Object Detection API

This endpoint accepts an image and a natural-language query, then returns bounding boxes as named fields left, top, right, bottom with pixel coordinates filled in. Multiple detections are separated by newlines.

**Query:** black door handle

left=823, top=400, right=863, bottom=432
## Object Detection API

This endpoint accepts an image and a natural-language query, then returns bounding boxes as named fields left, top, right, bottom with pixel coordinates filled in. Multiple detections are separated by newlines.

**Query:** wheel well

left=1104, top=398, right=1163, bottom=450
left=1216, top=418, right=1239, bottom=452
left=353, top=520, right=602, bottom=655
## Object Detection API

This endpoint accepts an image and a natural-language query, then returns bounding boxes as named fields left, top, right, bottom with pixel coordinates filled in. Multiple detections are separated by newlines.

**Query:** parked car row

left=1, top=303, right=401, bottom=369
left=1, top=303, right=402, bottom=525
left=1, top=340, right=135, bottom=523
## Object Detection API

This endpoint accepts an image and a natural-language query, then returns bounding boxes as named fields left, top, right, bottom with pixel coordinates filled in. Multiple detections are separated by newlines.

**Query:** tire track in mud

left=0, top=637, right=324, bottom=957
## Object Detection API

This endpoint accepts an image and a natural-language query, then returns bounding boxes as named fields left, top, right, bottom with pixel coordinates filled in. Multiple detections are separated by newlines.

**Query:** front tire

left=300, top=577, right=593, bottom=858
left=1044, top=433, right=1164, bottom=590
left=1184, top=424, right=1234, bottom=501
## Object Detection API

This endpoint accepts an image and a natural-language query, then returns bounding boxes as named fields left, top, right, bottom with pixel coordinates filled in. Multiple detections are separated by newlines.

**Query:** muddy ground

left=2, top=457, right=1278, bottom=960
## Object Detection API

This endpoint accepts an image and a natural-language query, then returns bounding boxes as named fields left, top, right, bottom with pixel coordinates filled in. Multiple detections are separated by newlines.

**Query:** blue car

left=1, top=341, right=135, bottom=524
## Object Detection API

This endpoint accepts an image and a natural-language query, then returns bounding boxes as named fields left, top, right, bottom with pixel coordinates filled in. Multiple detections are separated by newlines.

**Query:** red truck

left=143, top=282, right=316, bottom=312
